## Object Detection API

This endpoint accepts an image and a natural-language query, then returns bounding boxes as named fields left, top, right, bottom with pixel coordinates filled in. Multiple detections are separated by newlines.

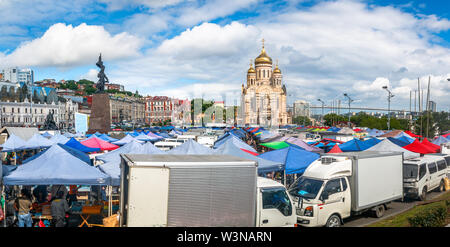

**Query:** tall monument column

left=88, top=54, right=111, bottom=134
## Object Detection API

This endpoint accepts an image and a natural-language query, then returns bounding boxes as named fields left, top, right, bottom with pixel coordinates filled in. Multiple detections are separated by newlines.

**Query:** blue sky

left=0, top=0, right=449, bottom=111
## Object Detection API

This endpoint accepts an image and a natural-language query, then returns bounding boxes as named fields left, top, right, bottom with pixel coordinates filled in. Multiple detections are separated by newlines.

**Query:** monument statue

left=42, top=110, right=58, bottom=130
left=95, top=53, right=109, bottom=93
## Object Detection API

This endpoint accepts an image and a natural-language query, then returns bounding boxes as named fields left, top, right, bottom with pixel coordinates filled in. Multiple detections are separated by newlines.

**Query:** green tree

left=78, top=79, right=95, bottom=85
left=85, top=85, right=97, bottom=95
left=414, top=112, right=437, bottom=138
left=323, top=113, right=346, bottom=126
left=293, top=116, right=312, bottom=126
left=432, top=111, right=450, bottom=135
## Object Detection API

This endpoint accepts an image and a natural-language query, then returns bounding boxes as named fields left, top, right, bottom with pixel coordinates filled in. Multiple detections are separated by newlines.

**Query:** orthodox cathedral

left=241, top=40, right=288, bottom=126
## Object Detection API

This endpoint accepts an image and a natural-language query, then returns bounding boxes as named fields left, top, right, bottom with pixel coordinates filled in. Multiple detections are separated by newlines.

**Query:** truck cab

left=256, top=177, right=297, bottom=227
left=404, top=156, right=448, bottom=200
left=289, top=156, right=352, bottom=227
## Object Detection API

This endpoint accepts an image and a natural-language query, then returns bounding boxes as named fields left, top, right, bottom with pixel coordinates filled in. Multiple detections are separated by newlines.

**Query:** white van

left=403, top=156, right=448, bottom=201
left=425, top=153, right=450, bottom=178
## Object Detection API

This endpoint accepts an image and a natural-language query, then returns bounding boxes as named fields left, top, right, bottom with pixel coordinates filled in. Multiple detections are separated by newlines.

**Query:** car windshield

left=289, top=177, right=324, bottom=199
left=403, top=164, right=418, bottom=179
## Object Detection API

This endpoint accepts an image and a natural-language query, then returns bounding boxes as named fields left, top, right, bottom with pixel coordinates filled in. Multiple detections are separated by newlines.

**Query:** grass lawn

left=368, top=191, right=450, bottom=227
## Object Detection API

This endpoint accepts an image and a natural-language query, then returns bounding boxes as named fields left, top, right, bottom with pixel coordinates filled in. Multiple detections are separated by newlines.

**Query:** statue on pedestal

left=42, top=110, right=58, bottom=130
left=95, top=53, right=109, bottom=93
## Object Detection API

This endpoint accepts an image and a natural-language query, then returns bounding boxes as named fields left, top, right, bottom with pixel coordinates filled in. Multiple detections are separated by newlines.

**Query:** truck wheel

left=373, top=205, right=385, bottom=218
left=325, top=215, right=341, bottom=227
left=419, top=187, right=427, bottom=201
left=438, top=180, right=445, bottom=192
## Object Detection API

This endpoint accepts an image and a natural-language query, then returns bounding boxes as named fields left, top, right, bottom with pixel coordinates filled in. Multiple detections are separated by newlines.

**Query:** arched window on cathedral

left=263, top=70, right=265, bottom=78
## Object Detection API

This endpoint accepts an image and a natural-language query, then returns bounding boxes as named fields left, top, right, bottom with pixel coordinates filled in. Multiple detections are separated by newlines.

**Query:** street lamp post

left=382, top=86, right=395, bottom=130
left=343, top=93, right=354, bottom=125
left=317, top=99, right=325, bottom=125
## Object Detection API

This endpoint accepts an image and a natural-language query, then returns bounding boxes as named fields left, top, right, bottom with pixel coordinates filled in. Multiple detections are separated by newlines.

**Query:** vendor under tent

left=403, top=139, right=436, bottom=154
left=366, top=139, right=420, bottom=160
left=65, top=138, right=101, bottom=153
left=285, top=137, right=323, bottom=153
left=432, top=136, right=450, bottom=145
left=258, top=146, right=320, bottom=175
left=259, top=141, right=290, bottom=150
left=214, top=141, right=283, bottom=175
left=112, top=134, right=143, bottom=145
left=214, top=135, right=257, bottom=153
left=0, top=134, right=27, bottom=152
left=3, top=144, right=111, bottom=185
left=167, top=139, right=215, bottom=155
left=81, top=137, right=119, bottom=151
left=338, top=138, right=373, bottom=152
left=421, top=138, right=441, bottom=153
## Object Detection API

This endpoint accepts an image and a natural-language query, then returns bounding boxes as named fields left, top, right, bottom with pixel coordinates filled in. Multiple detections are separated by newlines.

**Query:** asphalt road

left=343, top=190, right=447, bottom=227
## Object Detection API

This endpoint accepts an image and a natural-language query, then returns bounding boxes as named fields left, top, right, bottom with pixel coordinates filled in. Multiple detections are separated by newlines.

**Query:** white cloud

left=79, top=69, right=99, bottom=81
left=0, top=23, right=143, bottom=67
left=99, top=0, right=186, bottom=11
left=175, top=0, right=259, bottom=27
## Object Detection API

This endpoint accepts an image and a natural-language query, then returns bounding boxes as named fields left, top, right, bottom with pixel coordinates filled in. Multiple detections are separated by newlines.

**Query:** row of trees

left=319, top=111, right=449, bottom=137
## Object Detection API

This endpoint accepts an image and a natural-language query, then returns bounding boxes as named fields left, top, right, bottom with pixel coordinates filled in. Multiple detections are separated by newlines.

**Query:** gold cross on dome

left=262, top=38, right=265, bottom=48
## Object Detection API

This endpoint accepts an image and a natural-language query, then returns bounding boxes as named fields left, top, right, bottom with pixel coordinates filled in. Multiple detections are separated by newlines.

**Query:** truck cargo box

left=321, top=151, right=403, bottom=212
left=119, top=154, right=258, bottom=227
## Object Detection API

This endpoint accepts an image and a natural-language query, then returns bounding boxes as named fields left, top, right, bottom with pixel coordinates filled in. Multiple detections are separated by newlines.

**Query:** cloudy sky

left=0, top=0, right=449, bottom=112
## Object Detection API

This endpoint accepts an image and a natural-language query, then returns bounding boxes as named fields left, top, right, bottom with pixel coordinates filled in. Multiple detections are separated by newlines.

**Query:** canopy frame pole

left=108, top=186, right=112, bottom=217
left=2, top=185, right=6, bottom=227
left=283, top=170, right=286, bottom=186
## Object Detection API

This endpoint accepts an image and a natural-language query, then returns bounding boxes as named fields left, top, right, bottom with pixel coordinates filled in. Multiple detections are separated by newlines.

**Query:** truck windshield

left=403, top=164, right=418, bottom=179
left=289, top=177, right=324, bottom=199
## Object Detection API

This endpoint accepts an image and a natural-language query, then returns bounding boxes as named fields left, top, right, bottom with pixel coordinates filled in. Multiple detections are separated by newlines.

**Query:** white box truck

left=119, top=154, right=297, bottom=227
left=290, top=151, right=404, bottom=227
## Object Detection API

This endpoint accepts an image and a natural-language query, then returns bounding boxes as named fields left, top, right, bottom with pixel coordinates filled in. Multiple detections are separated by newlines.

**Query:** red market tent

left=403, top=139, right=436, bottom=154
left=250, top=128, right=260, bottom=133
left=81, top=137, right=119, bottom=151
left=327, top=144, right=343, bottom=153
left=421, top=138, right=441, bottom=153
left=241, top=148, right=259, bottom=156
left=405, top=130, right=422, bottom=138
left=443, top=133, right=450, bottom=138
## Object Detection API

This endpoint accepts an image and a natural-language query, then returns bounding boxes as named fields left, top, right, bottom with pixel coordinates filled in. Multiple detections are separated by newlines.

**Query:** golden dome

left=248, top=66, right=256, bottom=73
left=273, top=64, right=281, bottom=74
left=255, top=47, right=272, bottom=65
left=254, top=38, right=272, bottom=65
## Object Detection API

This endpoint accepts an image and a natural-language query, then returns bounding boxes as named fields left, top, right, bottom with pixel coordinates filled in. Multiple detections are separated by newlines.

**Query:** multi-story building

left=428, top=101, right=437, bottom=112
left=105, top=83, right=124, bottom=92
left=1, top=67, right=34, bottom=86
left=171, top=98, right=191, bottom=126
left=145, top=96, right=173, bottom=125
left=110, top=96, right=145, bottom=125
left=293, top=100, right=311, bottom=118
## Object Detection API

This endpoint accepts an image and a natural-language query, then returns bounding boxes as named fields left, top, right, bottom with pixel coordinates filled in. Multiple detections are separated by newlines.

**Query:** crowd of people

left=1, top=184, right=107, bottom=227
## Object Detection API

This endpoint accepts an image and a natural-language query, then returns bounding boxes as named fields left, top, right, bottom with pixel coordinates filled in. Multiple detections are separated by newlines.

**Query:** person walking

left=51, top=191, right=70, bottom=227
left=14, top=189, right=33, bottom=227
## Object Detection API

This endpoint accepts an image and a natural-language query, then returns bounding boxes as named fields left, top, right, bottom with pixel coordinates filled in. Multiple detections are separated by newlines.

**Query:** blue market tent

left=214, top=135, right=257, bottom=153
left=50, top=134, right=70, bottom=144
left=432, top=136, right=450, bottom=145
left=41, top=132, right=53, bottom=138
left=363, top=137, right=381, bottom=147
left=22, top=133, right=53, bottom=150
left=97, top=140, right=146, bottom=163
left=23, top=143, right=92, bottom=165
left=112, top=134, right=142, bottom=145
left=2, top=165, right=17, bottom=178
left=367, top=128, right=384, bottom=137
left=98, top=134, right=119, bottom=143
left=167, top=139, right=215, bottom=155
left=338, top=139, right=373, bottom=152
left=65, top=138, right=101, bottom=153
left=394, top=132, right=415, bottom=143
left=134, top=133, right=156, bottom=142
left=63, top=132, right=75, bottom=138
left=3, top=144, right=110, bottom=185
left=0, top=134, right=27, bottom=152
left=98, top=142, right=166, bottom=186
left=387, top=137, right=410, bottom=147
left=157, top=132, right=171, bottom=139
left=258, top=146, right=320, bottom=174
left=214, top=141, right=283, bottom=175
